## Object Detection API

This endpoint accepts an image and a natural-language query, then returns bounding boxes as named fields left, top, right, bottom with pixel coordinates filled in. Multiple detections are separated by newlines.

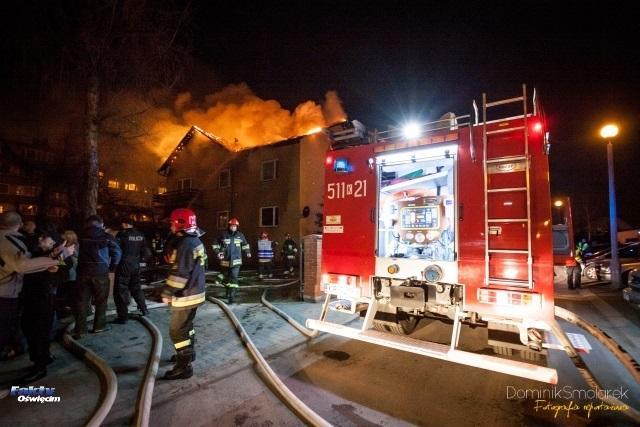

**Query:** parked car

left=623, top=269, right=640, bottom=307
left=583, top=242, right=640, bottom=285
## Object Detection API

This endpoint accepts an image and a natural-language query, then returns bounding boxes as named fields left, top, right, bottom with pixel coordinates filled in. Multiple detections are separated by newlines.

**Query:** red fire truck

left=307, top=85, right=558, bottom=383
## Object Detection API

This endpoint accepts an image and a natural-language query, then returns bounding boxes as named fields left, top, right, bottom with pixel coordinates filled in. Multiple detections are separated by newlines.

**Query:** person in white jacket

left=0, top=212, right=74, bottom=356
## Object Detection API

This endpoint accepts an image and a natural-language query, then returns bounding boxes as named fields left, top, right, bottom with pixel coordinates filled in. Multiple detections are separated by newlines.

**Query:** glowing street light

left=600, top=123, right=621, bottom=289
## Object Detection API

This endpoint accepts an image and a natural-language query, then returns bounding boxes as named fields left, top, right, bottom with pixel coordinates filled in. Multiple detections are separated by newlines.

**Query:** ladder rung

left=488, top=218, right=529, bottom=223
left=488, top=249, right=529, bottom=254
left=486, top=155, right=527, bottom=164
left=485, top=96, right=524, bottom=108
left=488, top=278, right=530, bottom=286
left=486, top=126, right=525, bottom=135
left=487, top=187, right=527, bottom=193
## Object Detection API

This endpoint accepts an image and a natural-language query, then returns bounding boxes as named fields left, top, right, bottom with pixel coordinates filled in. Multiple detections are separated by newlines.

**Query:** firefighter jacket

left=116, top=227, right=151, bottom=275
left=257, top=238, right=274, bottom=262
left=78, top=226, right=122, bottom=276
left=212, top=229, right=251, bottom=268
left=162, top=231, right=206, bottom=310
left=282, top=238, right=298, bottom=259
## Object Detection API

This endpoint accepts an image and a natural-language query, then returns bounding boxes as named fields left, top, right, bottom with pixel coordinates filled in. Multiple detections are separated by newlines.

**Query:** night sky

left=190, top=1, right=640, bottom=230
left=1, top=1, right=639, bottom=230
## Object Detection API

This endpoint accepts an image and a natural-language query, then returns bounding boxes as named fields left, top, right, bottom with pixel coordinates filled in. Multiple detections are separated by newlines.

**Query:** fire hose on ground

left=553, top=306, right=640, bottom=422
left=133, top=316, right=163, bottom=427
left=206, top=295, right=332, bottom=427
left=62, top=322, right=118, bottom=427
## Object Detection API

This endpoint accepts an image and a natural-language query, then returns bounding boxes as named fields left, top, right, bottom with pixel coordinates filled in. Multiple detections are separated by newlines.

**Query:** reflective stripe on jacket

left=162, top=232, right=206, bottom=310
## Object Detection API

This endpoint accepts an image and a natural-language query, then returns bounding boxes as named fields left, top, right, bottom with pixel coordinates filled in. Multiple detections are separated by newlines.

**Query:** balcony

left=152, top=189, right=202, bottom=208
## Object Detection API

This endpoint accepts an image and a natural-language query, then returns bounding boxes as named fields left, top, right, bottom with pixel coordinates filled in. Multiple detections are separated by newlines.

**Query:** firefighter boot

left=163, top=349, right=193, bottom=380
left=229, top=287, right=238, bottom=304
left=170, top=335, right=196, bottom=362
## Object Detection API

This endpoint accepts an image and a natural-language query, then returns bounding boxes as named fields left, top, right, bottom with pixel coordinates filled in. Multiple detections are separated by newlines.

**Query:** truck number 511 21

left=327, top=180, right=367, bottom=199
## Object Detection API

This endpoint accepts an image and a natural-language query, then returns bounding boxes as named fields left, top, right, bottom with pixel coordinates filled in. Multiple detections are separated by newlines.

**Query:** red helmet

left=260, top=231, right=268, bottom=239
left=170, top=208, right=197, bottom=231
left=228, top=218, right=240, bottom=226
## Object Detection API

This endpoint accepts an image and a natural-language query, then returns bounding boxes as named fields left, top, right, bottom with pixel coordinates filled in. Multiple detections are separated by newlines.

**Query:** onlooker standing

left=257, top=232, right=274, bottom=279
left=18, top=220, right=39, bottom=253
left=282, top=233, right=298, bottom=276
left=112, top=218, right=151, bottom=324
left=59, top=230, right=79, bottom=313
left=74, top=215, right=121, bottom=338
left=0, top=212, right=71, bottom=362
left=21, top=231, right=71, bottom=383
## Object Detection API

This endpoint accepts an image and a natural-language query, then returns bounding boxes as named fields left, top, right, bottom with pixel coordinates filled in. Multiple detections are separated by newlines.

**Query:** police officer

left=112, top=218, right=151, bottom=324
left=212, top=218, right=250, bottom=303
left=282, top=233, right=298, bottom=275
left=161, top=208, right=206, bottom=380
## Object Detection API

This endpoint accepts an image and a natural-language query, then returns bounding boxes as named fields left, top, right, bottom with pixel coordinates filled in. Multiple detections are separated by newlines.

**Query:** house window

left=9, top=165, right=21, bottom=176
left=217, top=211, right=230, bottom=230
left=19, top=204, right=38, bottom=216
left=0, top=203, right=12, bottom=213
left=124, top=183, right=138, bottom=191
left=178, top=178, right=192, bottom=190
left=259, top=206, right=278, bottom=227
left=0, top=183, right=8, bottom=194
left=219, top=169, right=231, bottom=189
left=16, top=185, right=37, bottom=196
left=51, top=192, right=67, bottom=201
left=261, top=160, right=278, bottom=181
left=157, top=186, right=167, bottom=194
left=108, top=180, right=120, bottom=189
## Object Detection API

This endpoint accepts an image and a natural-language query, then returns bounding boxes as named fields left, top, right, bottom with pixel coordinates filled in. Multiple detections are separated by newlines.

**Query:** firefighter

left=112, top=218, right=151, bottom=324
left=567, top=240, right=586, bottom=290
left=257, top=232, right=274, bottom=279
left=161, top=208, right=206, bottom=380
left=211, top=218, right=251, bottom=304
left=282, top=233, right=298, bottom=275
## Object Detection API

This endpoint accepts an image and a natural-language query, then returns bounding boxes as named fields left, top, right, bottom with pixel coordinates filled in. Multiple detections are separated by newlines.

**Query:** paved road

left=2, top=279, right=639, bottom=426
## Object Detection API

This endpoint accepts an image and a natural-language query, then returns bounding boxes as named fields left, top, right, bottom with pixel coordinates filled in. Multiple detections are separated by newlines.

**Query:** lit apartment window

left=108, top=180, right=120, bottom=189
left=98, top=171, right=105, bottom=179
left=0, top=183, right=9, bottom=194
left=157, top=187, right=167, bottom=194
left=261, top=160, right=278, bottom=181
left=0, top=203, right=12, bottom=213
left=219, top=169, right=231, bottom=188
left=19, top=204, right=38, bottom=216
left=217, top=211, right=229, bottom=230
left=124, top=183, right=138, bottom=191
left=16, top=185, right=37, bottom=196
left=178, top=178, right=192, bottom=190
left=259, top=206, right=278, bottom=227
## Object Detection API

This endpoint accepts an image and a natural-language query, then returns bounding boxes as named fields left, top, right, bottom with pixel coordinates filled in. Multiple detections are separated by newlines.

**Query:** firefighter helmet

left=260, top=231, right=268, bottom=239
left=228, top=218, right=240, bottom=226
left=170, top=208, right=197, bottom=231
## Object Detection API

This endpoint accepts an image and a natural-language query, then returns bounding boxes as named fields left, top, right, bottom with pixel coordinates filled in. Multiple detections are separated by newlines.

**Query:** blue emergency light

left=333, top=157, right=352, bottom=173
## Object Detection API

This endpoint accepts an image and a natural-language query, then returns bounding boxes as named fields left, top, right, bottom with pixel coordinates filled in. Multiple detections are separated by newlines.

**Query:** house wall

left=162, top=133, right=330, bottom=268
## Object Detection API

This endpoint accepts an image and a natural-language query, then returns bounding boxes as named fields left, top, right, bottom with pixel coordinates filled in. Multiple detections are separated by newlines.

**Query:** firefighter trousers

left=169, top=307, right=197, bottom=353
left=113, top=270, right=147, bottom=320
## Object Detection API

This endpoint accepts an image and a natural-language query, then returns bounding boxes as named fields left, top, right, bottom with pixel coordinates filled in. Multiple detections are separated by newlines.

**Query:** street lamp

left=600, top=124, right=621, bottom=289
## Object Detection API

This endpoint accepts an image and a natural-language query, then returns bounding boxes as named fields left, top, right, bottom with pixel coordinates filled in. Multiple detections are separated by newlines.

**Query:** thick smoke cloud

left=145, top=83, right=346, bottom=161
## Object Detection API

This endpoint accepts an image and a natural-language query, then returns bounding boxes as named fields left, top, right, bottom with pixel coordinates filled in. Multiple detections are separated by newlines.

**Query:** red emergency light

left=532, top=121, right=543, bottom=133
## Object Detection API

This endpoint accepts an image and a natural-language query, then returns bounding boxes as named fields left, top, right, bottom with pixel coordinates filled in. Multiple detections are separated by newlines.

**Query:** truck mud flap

left=306, top=319, right=558, bottom=384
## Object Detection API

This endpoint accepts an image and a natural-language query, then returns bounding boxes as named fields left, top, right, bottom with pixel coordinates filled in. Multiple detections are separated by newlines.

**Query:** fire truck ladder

left=482, top=84, right=533, bottom=288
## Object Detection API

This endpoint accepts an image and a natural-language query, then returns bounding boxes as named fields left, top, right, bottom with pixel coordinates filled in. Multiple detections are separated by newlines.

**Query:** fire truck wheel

left=372, top=314, right=419, bottom=335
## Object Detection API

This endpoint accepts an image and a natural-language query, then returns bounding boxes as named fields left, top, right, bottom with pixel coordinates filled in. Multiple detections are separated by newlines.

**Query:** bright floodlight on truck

left=402, top=122, right=421, bottom=139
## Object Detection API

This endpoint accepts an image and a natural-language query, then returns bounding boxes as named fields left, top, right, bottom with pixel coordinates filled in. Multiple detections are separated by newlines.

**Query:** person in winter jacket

left=211, top=218, right=250, bottom=303
left=74, top=215, right=121, bottom=337
left=161, top=208, right=206, bottom=380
